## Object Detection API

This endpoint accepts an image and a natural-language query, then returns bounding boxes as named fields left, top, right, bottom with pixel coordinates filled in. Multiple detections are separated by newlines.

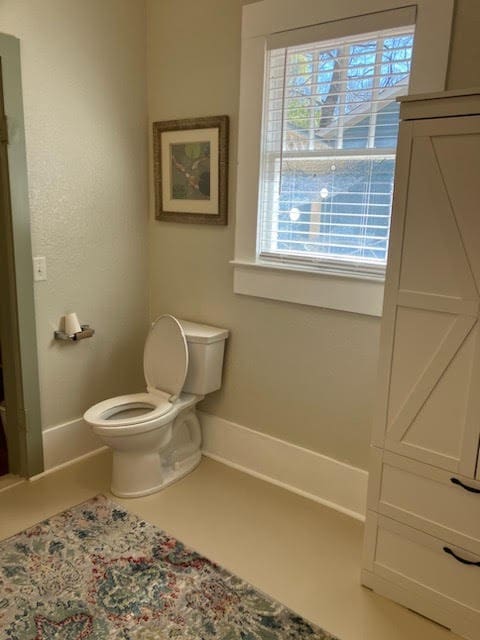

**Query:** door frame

left=0, top=33, right=43, bottom=477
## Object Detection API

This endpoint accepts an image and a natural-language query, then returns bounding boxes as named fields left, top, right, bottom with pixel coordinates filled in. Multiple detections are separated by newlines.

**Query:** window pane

left=258, top=26, right=415, bottom=272
left=374, top=102, right=401, bottom=148
left=345, top=41, right=376, bottom=115
left=260, top=156, right=394, bottom=264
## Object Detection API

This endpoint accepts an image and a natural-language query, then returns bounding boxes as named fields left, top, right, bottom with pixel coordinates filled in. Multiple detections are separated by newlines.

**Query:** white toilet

left=84, top=315, right=228, bottom=498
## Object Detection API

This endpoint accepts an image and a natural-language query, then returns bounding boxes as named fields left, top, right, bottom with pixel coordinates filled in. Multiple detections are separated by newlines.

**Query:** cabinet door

left=373, top=116, right=480, bottom=476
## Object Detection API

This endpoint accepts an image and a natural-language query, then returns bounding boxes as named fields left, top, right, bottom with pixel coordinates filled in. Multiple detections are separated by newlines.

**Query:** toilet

left=83, top=315, right=228, bottom=498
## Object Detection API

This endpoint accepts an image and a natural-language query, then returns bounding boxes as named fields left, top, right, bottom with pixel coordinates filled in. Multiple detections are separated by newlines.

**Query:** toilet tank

left=178, top=319, right=229, bottom=395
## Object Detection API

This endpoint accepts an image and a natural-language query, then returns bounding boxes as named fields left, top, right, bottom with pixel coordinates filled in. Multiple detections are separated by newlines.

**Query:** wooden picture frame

left=153, top=115, right=229, bottom=225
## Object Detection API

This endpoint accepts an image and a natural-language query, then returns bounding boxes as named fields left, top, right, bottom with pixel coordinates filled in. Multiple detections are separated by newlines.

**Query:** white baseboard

left=199, top=411, right=368, bottom=521
left=42, top=417, right=104, bottom=471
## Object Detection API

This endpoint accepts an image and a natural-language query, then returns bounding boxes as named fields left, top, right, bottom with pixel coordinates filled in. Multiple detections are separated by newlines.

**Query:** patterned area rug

left=0, top=495, right=336, bottom=639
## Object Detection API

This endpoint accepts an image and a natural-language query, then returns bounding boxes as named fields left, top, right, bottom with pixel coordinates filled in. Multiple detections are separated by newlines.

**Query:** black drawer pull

left=443, top=547, right=480, bottom=567
left=450, top=477, right=480, bottom=494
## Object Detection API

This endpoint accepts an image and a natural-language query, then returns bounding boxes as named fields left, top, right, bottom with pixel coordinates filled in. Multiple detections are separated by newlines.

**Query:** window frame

left=232, top=0, right=454, bottom=316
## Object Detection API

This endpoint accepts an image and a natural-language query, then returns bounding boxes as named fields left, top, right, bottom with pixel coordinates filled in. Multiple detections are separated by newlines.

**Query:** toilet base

left=111, top=449, right=202, bottom=498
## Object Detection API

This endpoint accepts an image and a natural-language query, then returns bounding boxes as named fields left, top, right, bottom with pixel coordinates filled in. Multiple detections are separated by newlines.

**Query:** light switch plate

left=33, top=256, right=47, bottom=281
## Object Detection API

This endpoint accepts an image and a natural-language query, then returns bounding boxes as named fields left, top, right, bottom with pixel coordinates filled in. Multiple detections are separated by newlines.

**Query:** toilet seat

left=83, top=392, right=172, bottom=428
left=84, top=316, right=189, bottom=431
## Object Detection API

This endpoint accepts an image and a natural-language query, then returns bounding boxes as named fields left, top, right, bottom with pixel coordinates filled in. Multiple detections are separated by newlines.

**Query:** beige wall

left=447, top=0, right=480, bottom=89
left=147, top=0, right=480, bottom=471
left=147, top=0, right=379, bottom=469
left=0, top=0, right=149, bottom=430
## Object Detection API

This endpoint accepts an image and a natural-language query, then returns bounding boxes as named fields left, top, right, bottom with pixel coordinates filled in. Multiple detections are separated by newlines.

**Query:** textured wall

left=0, top=0, right=149, bottom=429
left=147, top=0, right=480, bottom=471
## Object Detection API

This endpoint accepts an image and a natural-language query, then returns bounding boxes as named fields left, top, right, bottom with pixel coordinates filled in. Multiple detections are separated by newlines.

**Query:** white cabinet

left=363, top=90, right=480, bottom=640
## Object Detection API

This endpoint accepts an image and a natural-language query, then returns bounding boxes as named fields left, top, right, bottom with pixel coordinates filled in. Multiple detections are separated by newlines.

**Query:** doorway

left=0, top=33, right=43, bottom=478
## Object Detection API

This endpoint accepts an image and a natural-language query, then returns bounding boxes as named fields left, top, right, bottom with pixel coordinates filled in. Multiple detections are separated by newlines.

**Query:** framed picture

left=153, top=115, right=229, bottom=225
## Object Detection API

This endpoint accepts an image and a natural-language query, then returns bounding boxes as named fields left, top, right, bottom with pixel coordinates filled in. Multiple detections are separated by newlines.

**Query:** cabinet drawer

left=373, top=516, right=480, bottom=620
left=372, top=451, right=480, bottom=554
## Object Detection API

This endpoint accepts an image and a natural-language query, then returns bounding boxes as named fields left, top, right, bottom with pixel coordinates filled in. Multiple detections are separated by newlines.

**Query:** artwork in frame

left=153, top=115, right=229, bottom=225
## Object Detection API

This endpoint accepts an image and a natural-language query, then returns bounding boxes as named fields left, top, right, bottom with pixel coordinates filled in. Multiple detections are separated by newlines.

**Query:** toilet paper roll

left=64, top=312, right=81, bottom=336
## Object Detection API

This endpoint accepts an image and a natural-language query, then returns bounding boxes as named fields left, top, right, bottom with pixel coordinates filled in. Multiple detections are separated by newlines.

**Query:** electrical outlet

left=33, top=256, right=47, bottom=281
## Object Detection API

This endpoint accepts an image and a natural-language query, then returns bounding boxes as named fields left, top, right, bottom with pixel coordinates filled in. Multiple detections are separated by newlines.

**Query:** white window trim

left=232, top=0, right=454, bottom=316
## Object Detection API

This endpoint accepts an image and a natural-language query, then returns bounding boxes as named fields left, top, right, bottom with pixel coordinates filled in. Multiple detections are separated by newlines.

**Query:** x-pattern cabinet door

left=373, top=115, right=480, bottom=477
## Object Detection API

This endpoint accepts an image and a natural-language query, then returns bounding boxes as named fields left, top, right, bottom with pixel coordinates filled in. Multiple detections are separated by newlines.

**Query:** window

left=258, top=27, right=414, bottom=277
left=233, top=1, right=454, bottom=316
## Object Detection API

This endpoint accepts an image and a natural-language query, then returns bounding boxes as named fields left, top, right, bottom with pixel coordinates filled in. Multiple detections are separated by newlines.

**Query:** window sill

left=231, top=259, right=384, bottom=316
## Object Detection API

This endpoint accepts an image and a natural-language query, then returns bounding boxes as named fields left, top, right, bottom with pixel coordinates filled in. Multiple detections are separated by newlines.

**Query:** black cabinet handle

left=450, top=477, right=480, bottom=494
left=443, top=547, right=480, bottom=567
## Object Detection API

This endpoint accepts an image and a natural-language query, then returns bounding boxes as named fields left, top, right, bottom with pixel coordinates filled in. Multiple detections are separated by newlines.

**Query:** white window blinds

left=257, top=24, right=415, bottom=276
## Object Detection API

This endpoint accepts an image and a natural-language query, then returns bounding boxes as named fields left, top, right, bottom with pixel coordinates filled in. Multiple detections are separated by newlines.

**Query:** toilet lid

left=143, top=315, right=188, bottom=400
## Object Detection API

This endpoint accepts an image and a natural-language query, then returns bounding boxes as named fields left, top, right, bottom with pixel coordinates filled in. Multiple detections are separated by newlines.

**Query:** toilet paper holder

left=54, top=325, right=95, bottom=342
left=53, top=324, right=95, bottom=342
left=54, top=312, right=95, bottom=342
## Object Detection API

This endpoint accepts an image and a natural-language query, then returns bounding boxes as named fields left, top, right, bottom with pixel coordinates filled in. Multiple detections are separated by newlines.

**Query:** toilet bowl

left=83, top=315, right=228, bottom=497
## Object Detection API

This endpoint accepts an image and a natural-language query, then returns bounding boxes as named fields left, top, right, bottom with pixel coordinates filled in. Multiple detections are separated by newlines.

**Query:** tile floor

left=0, top=451, right=458, bottom=640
